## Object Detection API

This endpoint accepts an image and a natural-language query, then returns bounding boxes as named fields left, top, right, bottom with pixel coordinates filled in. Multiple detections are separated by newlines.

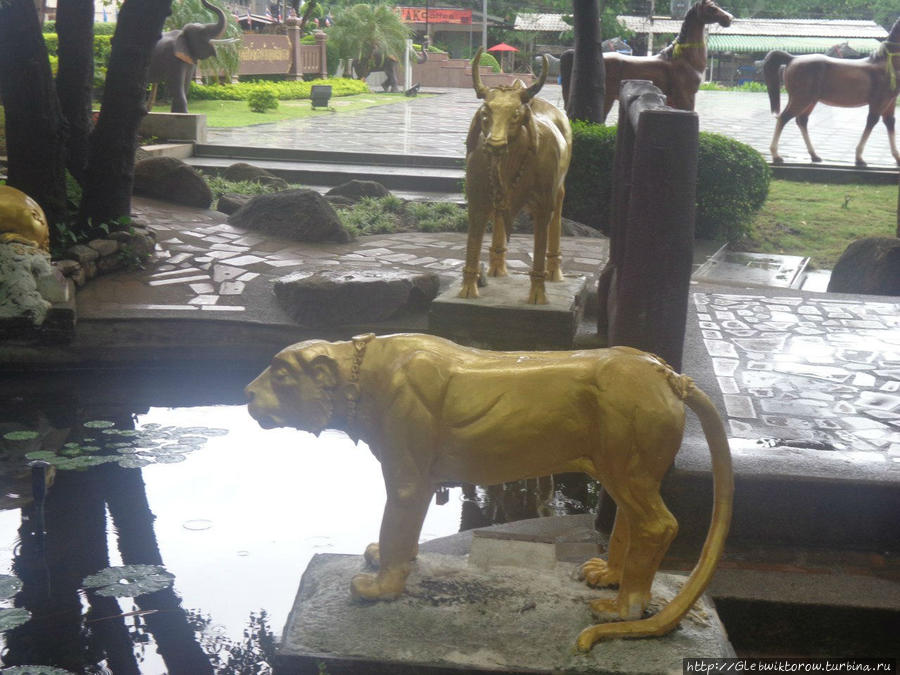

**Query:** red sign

left=396, top=7, right=472, bottom=24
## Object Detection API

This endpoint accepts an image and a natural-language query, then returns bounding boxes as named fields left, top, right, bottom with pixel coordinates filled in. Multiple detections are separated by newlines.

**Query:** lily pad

left=117, top=457, right=151, bottom=469
left=0, top=607, right=31, bottom=631
left=2, top=665, right=77, bottom=674
left=82, top=564, right=175, bottom=598
left=0, top=575, right=22, bottom=600
left=3, top=431, right=40, bottom=442
left=83, top=420, right=115, bottom=429
left=24, top=451, right=58, bottom=462
left=155, top=454, right=186, bottom=464
left=59, top=447, right=82, bottom=458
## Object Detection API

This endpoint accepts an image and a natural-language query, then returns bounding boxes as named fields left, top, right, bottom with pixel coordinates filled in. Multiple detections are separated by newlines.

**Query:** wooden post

left=315, top=30, right=327, bottom=79
left=286, top=19, right=302, bottom=81
left=598, top=79, right=698, bottom=372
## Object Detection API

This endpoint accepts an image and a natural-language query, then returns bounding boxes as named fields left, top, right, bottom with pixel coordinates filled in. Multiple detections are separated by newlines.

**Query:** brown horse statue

left=601, top=0, right=733, bottom=120
left=764, top=18, right=900, bottom=167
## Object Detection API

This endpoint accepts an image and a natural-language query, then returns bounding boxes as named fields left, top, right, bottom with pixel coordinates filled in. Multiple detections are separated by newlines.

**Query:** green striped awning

left=707, top=35, right=884, bottom=54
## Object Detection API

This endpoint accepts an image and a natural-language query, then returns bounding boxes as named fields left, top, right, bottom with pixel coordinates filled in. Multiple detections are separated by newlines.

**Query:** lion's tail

left=577, top=377, right=733, bottom=649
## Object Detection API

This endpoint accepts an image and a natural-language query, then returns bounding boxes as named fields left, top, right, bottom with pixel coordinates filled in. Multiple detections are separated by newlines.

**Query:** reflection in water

left=0, top=369, right=597, bottom=672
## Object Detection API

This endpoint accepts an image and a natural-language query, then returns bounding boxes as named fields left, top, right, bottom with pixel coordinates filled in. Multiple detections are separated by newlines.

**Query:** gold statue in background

left=461, top=49, right=573, bottom=304
left=0, top=186, right=50, bottom=252
left=246, top=333, right=733, bottom=652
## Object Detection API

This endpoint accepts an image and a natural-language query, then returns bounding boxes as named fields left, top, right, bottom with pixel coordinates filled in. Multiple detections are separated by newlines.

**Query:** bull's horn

left=471, top=47, right=488, bottom=99
left=522, top=53, right=548, bottom=100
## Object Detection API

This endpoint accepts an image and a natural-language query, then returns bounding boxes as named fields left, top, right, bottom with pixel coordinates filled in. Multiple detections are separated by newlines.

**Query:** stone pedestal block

left=428, top=274, right=588, bottom=350
left=139, top=112, right=207, bottom=143
left=276, top=551, right=734, bottom=674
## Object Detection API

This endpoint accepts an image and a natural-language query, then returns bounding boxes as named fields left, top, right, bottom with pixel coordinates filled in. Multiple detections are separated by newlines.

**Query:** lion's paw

left=350, top=572, right=403, bottom=601
left=364, top=542, right=380, bottom=568
left=579, top=558, right=620, bottom=588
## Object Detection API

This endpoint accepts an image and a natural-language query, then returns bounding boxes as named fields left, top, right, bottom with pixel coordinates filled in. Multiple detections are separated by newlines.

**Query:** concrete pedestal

left=275, top=551, right=734, bottom=674
left=139, top=112, right=207, bottom=143
left=428, top=274, right=588, bottom=350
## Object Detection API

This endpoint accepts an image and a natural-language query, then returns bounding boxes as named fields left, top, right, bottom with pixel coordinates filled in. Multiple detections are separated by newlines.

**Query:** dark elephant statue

left=147, top=0, right=229, bottom=113
left=354, top=37, right=429, bottom=93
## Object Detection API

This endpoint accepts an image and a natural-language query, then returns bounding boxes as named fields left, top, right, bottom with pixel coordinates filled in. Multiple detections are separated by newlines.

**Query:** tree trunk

left=80, top=0, right=173, bottom=225
left=56, top=0, right=96, bottom=184
left=0, top=0, right=68, bottom=229
left=566, top=0, right=606, bottom=124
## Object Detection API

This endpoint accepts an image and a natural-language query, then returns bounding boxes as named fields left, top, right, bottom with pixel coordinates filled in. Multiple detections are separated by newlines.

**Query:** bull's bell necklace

left=345, top=332, right=375, bottom=428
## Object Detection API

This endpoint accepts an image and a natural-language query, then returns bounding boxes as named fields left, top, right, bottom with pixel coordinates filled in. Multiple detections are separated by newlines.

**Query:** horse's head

left=696, top=0, right=733, bottom=27
left=471, top=47, right=547, bottom=152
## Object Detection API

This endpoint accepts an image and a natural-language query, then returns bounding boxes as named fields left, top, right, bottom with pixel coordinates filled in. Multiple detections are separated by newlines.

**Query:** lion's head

left=245, top=339, right=345, bottom=436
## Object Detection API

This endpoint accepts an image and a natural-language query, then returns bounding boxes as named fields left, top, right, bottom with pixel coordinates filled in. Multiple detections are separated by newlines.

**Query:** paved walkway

left=207, top=85, right=900, bottom=168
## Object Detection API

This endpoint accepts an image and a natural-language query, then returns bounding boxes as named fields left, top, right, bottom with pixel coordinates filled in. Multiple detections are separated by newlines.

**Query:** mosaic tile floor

left=694, top=292, right=900, bottom=466
left=77, top=200, right=609, bottom=320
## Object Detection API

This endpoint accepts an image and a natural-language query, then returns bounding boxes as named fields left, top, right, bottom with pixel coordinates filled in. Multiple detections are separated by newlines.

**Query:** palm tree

left=327, top=3, right=411, bottom=79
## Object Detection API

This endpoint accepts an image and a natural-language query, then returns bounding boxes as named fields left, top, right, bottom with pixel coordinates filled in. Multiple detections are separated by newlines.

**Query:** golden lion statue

left=0, top=186, right=50, bottom=252
left=246, top=333, right=733, bottom=651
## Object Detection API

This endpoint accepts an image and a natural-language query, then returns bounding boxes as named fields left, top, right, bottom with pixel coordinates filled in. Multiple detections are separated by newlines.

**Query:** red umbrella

left=487, top=42, right=519, bottom=52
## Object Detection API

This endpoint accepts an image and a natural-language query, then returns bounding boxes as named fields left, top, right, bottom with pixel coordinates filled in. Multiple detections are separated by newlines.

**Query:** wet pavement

left=207, top=85, right=900, bottom=168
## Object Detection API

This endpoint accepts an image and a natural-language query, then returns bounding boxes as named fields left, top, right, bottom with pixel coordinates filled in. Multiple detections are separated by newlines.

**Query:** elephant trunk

left=200, top=0, right=227, bottom=39
left=416, top=36, right=429, bottom=64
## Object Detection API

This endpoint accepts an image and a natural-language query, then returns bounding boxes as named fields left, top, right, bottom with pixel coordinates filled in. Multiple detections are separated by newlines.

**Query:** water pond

left=0, top=368, right=592, bottom=674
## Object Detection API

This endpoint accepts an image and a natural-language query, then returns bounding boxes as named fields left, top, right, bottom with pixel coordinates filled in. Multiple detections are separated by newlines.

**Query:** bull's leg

left=580, top=505, right=628, bottom=588
left=488, top=211, right=509, bottom=277
left=769, top=110, right=795, bottom=165
left=796, top=110, right=821, bottom=163
left=884, top=111, right=899, bottom=166
left=351, top=481, right=433, bottom=601
left=527, top=207, right=550, bottom=305
left=546, top=186, right=565, bottom=282
left=586, top=483, right=677, bottom=621
left=459, top=207, right=489, bottom=298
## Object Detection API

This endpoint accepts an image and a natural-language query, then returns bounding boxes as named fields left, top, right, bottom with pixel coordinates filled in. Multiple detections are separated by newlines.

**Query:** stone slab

left=276, top=552, right=734, bottom=674
left=139, top=112, right=207, bottom=143
left=428, top=274, right=588, bottom=350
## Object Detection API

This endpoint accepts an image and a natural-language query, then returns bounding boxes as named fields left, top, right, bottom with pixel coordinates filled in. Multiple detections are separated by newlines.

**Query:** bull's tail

left=576, top=377, right=733, bottom=649
left=763, top=50, right=793, bottom=114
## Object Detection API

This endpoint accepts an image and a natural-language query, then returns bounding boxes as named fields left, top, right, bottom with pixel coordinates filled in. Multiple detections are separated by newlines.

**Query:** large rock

left=325, top=179, right=391, bottom=203
left=216, top=193, right=253, bottom=215
left=0, top=243, right=74, bottom=342
left=274, top=268, right=439, bottom=327
left=222, top=162, right=290, bottom=190
left=229, top=189, right=352, bottom=243
left=133, top=156, right=213, bottom=209
left=827, top=237, right=900, bottom=296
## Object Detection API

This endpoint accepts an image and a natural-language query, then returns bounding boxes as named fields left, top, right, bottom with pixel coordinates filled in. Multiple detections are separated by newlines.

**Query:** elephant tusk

left=209, top=38, right=240, bottom=44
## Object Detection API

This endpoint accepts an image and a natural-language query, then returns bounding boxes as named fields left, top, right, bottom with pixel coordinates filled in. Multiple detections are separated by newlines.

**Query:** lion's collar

left=343, top=333, right=376, bottom=433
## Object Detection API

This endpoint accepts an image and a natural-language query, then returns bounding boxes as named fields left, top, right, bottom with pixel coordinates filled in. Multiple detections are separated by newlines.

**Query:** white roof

left=514, top=13, right=569, bottom=32
left=617, top=15, right=888, bottom=39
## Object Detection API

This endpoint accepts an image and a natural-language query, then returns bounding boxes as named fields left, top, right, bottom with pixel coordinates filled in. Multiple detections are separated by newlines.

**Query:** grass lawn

left=737, top=179, right=898, bottom=269
left=152, top=92, right=425, bottom=127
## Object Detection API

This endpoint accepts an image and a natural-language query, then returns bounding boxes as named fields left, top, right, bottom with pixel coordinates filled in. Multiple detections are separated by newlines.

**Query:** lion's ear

left=308, top=354, right=339, bottom=390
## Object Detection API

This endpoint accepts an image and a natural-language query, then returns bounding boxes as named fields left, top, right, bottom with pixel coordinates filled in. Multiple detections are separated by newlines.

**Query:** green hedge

left=42, top=33, right=112, bottom=88
left=563, top=124, right=770, bottom=241
left=189, top=77, right=369, bottom=101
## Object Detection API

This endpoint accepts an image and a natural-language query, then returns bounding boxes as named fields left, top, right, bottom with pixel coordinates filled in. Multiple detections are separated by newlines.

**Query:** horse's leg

left=796, top=109, right=821, bottom=163
left=880, top=109, right=899, bottom=166
left=488, top=210, right=509, bottom=277
left=769, top=110, right=795, bottom=165
left=546, top=186, right=565, bottom=282
left=854, top=109, right=881, bottom=168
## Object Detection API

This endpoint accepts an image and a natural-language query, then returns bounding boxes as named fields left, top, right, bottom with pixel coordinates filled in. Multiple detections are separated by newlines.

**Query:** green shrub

left=204, top=175, right=299, bottom=199
left=247, top=86, right=279, bottom=113
left=562, top=121, right=618, bottom=232
left=42, top=33, right=112, bottom=91
left=562, top=123, right=770, bottom=241
left=695, top=132, right=770, bottom=240
left=478, top=52, right=501, bottom=73
left=337, top=196, right=467, bottom=236
left=189, top=77, right=369, bottom=101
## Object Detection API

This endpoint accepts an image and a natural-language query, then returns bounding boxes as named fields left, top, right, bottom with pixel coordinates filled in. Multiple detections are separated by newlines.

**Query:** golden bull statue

left=460, top=49, right=573, bottom=305
left=246, top=333, right=734, bottom=651
left=0, top=186, right=50, bottom=252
